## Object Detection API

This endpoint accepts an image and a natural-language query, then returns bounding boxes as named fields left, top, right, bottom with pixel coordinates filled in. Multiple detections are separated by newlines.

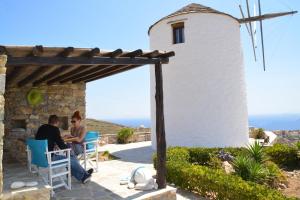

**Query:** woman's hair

left=72, top=110, right=82, bottom=120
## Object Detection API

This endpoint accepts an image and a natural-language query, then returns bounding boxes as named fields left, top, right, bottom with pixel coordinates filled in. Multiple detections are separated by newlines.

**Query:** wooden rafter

left=81, top=48, right=100, bottom=57
left=6, top=66, right=24, bottom=85
left=59, top=65, right=110, bottom=83
left=101, top=49, right=123, bottom=57
left=84, top=65, right=140, bottom=83
left=58, top=47, right=74, bottom=57
left=0, top=46, right=7, bottom=55
left=121, top=49, right=143, bottom=58
left=47, top=65, right=90, bottom=84
left=18, top=67, right=49, bottom=87
left=33, top=65, right=72, bottom=86
left=31, top=45, right=44, bottom=57
left=71, top=65, right=125, bottom=83
left=142, top=50, right=160, bottom=58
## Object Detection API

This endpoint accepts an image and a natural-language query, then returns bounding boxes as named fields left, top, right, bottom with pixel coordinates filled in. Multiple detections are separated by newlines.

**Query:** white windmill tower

left=148, top=2, right=297, bottom=149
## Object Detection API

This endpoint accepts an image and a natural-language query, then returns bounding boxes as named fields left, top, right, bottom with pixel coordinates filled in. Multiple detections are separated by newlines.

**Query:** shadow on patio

left=3, top=142, right=176, bottom=200
left=98, top=141, right=154, bottom=164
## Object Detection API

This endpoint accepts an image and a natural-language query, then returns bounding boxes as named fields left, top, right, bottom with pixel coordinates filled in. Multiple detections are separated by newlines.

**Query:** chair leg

left=83, top=148, right=87, bottom=170
left=49, top=167, right=53, bottom=190
left=67, top=152, right=72, bottom=190
left=95, top=144, right=99, bottom=172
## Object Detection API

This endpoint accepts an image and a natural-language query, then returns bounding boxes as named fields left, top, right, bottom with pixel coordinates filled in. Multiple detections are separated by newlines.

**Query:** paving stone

left=4, top=142, right=203, bottom=200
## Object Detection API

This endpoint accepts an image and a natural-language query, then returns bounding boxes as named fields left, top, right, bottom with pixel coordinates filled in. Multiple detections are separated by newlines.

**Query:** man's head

left=48, top=115, right=59, bottom=127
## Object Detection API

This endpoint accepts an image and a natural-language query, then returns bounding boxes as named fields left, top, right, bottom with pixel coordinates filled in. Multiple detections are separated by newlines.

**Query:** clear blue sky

left=0, top=0, right=299, bottom=120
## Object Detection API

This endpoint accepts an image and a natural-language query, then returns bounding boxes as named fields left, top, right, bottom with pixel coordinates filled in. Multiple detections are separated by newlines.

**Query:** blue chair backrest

left=26, top=139, right=49, bottom=168
left=84, top=131, right=100, bottom=150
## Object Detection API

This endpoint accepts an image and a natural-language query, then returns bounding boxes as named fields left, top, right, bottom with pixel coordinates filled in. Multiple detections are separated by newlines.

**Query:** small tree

left=250, top=128, right=266, bottom=139
left=117, top=128, right=134, bottom=144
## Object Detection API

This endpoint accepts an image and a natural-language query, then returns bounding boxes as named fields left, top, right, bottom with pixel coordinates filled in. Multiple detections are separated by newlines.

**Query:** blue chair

left=26, top=138, right=71, bottom=196
left=81, top=131, right=100, bottom=172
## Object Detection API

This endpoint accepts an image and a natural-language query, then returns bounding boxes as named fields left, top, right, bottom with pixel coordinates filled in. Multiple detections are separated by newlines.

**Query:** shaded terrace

left=0, top=45, right=174, bottom=198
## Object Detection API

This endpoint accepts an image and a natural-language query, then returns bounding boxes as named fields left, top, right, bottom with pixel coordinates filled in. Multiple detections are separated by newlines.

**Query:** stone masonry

left=0, top=55, right=7, bottom=193
left=4, top=83, right=86, bottom=164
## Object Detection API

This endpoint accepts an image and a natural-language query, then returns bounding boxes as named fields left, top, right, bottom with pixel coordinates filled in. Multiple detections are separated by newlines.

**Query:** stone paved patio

left=54, top=142, right=163, bottom=200
left=3, top=141, right=203, bottom=199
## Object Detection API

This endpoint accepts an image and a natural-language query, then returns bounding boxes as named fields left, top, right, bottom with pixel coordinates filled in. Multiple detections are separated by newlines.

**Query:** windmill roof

left=148, top=3, right=238, bottom=34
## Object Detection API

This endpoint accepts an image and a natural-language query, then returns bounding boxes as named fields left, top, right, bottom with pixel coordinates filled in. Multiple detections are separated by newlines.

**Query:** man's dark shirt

left=35, top=124, right=67, bottom=151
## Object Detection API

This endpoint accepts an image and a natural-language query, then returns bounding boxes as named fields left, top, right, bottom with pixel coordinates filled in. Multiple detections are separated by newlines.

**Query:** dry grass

left=86, top=118, right=127, bottom=135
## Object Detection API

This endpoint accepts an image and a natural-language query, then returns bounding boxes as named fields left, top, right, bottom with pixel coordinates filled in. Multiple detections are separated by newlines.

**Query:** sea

left=108, top=114, right=300, bottom=131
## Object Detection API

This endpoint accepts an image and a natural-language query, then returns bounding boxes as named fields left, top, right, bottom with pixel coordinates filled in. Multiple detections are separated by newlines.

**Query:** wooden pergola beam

left=18, top=67, right=49, bottom=87
left=7, top=56, right=169, bottom=66
left=47, top=65, right=90, bottom=84
left=33, top=65, right=71, bottom=86
left=32, top=45, right=44, bottom=57
left=84, top=65, right=140, bottom=83
left=160, top=51, right=175, bottom=58
left=101, top=49, right=123, bottom=58
left=121, top=49, right=143, bottom=58
left=6, top=66, right=23, bottom=85
left=143, top=50, right=160, bottom=58
left=0, top=46, right=7, bottom=55
left=59, top=65, right=110, bottom=83
left=72, top=65, right=127, bottom=83
left=82, top=48, right=100, bottom=57
left=239, top=11, right=297, bottom=24
left=155, top=62, right=167, bottom=189
left=58, top=47, right=74, bottom=57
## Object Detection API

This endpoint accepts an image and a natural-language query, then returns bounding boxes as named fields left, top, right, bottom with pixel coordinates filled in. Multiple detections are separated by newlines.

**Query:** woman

left=70, top=111, right=86, bottom=156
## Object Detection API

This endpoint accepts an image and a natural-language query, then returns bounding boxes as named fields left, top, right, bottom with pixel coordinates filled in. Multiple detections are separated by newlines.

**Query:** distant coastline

left=105, top=114, right=300, bottom=131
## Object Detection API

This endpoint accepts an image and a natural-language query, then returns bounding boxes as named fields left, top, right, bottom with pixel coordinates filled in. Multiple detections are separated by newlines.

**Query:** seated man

left=35, top=115, right=93, bottom=183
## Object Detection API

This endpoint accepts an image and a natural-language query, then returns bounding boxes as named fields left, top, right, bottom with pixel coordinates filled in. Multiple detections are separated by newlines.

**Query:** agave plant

left=232, top=155, right=269, bottom=184
left=232, top=155, right=252, bottom=180
left=247, top=161, right=269, bottom=184
left=246, top=141, right=266, bottom=163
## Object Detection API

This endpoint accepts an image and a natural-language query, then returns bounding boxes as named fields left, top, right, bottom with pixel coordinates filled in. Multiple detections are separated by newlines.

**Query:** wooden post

left=0, top=55, right=7, bottom=193
left=155, top=62, right=167, bottom=189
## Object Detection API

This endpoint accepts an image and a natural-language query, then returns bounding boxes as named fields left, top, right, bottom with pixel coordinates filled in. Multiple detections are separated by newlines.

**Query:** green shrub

left=185, top=147, right=248, bottom=165
left=207, top=156, right=223, bottom=169
left=188, top=147, right=216, bottom=165
left=246, top=141, right=266, bottom=163
left=166, top=161, right=292, bottom=200
left=222, top=147, right=248, bottom=157
left=250, top=128, right=266, bottom=139
left=296, top=141, right=300, bottom=150
left=264, top=161, right=287, bottom=188
left=265, top=143, right=299, bottom=169
left=117, top=128, right=134, bottom=144
left=153, top=147, right=189, bottom=169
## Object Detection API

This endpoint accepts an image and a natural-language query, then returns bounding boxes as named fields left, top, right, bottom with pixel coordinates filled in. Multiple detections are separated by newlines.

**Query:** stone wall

left=100, top=132, right=151, bottom=144
left=0, top=55, right=7, bottom=193
left=4, top=83, right=86, bottom=164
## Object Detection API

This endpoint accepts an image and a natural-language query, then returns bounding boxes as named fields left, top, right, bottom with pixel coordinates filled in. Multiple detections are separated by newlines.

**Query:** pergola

left=0, top=45, right=175, bottom=189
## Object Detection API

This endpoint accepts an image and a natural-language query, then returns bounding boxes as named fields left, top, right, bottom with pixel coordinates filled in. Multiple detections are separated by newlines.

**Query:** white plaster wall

left=149, top=13, right=249, bottom=149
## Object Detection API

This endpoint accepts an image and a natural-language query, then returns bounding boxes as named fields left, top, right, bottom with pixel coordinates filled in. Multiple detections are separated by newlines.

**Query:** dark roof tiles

left=148, top=3, right=238, bottom=34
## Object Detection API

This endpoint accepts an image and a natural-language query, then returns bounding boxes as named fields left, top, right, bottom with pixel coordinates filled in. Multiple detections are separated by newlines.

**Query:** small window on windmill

left=172, top=22, right=185, bottom=44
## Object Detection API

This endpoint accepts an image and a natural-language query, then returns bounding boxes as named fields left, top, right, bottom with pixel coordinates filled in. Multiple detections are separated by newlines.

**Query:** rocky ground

left=282, top=170, right=300, bottom=198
